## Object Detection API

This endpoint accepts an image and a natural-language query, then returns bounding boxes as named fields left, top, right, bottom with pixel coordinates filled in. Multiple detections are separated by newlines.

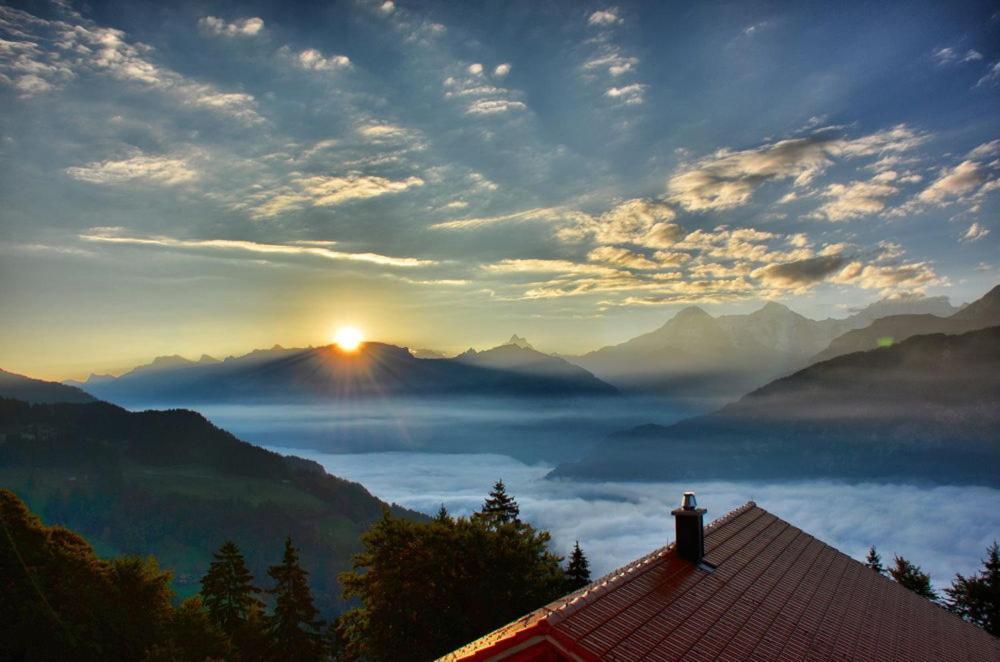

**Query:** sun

left=332, top=326, right=364, bottom=352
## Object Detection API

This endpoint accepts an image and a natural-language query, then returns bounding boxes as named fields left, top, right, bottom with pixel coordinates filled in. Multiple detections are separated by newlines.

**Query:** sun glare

left=333, top=326, right=364, bottom=352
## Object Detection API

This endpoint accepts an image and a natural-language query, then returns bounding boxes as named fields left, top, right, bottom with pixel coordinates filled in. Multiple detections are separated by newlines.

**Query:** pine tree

left=201, top=540, right=262, bottom=634
left=435, top=504, right=450, bottom=522
left=865, top=545, right=886, bottom=575
left=479, top=479, right=520, bottom=526
left=565, top=541, right=591, bottom=592
left=945, top=541, right=1000, bottom=635
left=266, top=536, right=324, bottom=661
left=890, top=555, right=937, bottom=601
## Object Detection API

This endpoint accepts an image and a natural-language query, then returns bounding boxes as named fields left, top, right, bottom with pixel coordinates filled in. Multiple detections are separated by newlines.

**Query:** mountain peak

left=758, top=301, right=792, bottom=315
left=506, top=334, right=533, bottom=349
left=150, top=355, right=190, bottom=366
left=672, top=306, right=713, bottom=321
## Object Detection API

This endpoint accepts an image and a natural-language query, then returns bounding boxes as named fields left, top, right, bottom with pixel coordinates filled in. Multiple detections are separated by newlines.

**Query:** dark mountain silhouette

left=550, top=326, right=1000, bottom=485
left=813, top=284, right=1000, bottom=362
left=0, top=369, right=96, bottom=404
left=79, top=342, right=616, bottom=405
left=567, top=294, right=965, bottom=398
left=0, top=395, right=422, bottom=615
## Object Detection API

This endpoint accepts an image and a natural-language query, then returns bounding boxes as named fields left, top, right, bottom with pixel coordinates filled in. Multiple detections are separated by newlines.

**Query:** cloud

left=285, top=447, right=1000, bottom=590
left=583, top=51, right=638, bottom=77
left=379, top=1, right=396, bottom=14
left=465, top=99, right=527, bottom=115
left=482, top=259, right=621, bottom=276
left=558, top=199, right=681, bottom=249
left=0, top=6, right=263, bottom=122
left=198, top=16, right=264, bottom=37
left=751, top=255, right=848, bottom=287
left=79, top=228, right=435, bottom=268
left=587, top=246, right=659, bottom=270
left=932, top=47, right=983, bottom=65
left=65, top=153, right=196, bottom=185
left=667, top=125, right=928, bottom=211
left=967, top=140, right=1000, bottom=160
left=443, top=66, right=527, bottom=116
left=295, top=48, right=351, bottom=71
left=356, top=122, right=414, bottom=142
left=917, top=161, right=985, bottom=205
left=741, top=21, right=772, bottom=37
left=831, top=260, right=943, bottom=294
left=245, top=174, right=425, bottom=218
left=587, top=9, right=623, bottom=26
left=431, top=207, right=578, bottom=231
left=812, top=174, right=899, bottom=221
left=605, top=83, right=645, bottom=105
left=976, top=61, right=1000, bottom=87
left=962, top=222, right=990, bottom=242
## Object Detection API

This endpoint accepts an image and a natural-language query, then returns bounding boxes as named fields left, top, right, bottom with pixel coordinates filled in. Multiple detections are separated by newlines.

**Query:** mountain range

left=567, top=292, right=964, bottom=398
left=550, top=325, right=1000, bottom=485
left=74, top=341, right=617, bottom=406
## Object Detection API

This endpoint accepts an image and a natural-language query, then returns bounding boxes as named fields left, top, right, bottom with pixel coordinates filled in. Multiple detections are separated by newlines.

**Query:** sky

left=0, top=0, right=998, bottom=379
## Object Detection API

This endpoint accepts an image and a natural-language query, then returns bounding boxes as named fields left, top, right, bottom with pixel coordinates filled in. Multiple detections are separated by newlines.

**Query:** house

left=442, top=493, right=999, bottom=661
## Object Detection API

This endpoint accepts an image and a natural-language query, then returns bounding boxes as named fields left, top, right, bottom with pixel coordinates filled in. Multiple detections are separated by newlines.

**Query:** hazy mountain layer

left=550, top=326, right=1000, bottom=485
left=78, top=342, right=616, bottom=405
left=0, top=396, right=422, bottom=615
left=813, top=284, right=1000, bottom=362
left=567, top=293, right=968, bottom=398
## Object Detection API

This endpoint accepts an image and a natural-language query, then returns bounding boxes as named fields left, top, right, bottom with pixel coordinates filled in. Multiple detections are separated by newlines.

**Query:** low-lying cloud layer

left=279, top=449, right=1000, bottom=593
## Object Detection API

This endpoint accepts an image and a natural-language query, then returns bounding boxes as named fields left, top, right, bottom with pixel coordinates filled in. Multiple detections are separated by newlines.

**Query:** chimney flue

left=671, top=491, right=707, bottom=565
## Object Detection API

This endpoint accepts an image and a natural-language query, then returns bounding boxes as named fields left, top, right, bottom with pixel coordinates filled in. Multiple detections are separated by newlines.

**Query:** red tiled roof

left=442, top=502, right=999, bottom=661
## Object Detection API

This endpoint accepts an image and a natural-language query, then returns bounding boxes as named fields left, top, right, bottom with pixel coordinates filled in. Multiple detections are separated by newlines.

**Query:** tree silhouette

left=945, top=541, right=1000, bottom=635
left=338, top=504, right=565, bottom=660
left=266, top=536, right=324, bottom=660
left=865, top=545, right=886, bottom=575
left=890, top=555, right=937, bottom=601
left=201, top=540, right=262, bottom=633
left=479, top=479, right=520, bottom=526
left=565, top=541, right=592, bottom=592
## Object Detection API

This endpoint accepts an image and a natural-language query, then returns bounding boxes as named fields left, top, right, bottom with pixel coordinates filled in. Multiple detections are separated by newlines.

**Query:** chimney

left=671, top=491, right=707, bottom=565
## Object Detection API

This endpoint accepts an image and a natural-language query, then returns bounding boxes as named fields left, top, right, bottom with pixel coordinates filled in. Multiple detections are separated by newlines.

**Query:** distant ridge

left=80, top=341, right=617, bottom=405
left=551, top=325, right=1000, bottom=485
left=813, top=284, right=1000, bottom=362
left=567, top=291, right=969, bottom=398
left=0, top=369, right=96, bottom=404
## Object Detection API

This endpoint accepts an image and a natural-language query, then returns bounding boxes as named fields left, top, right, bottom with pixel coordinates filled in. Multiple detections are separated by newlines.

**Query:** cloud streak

left=79, top=228, right=435, bottom=267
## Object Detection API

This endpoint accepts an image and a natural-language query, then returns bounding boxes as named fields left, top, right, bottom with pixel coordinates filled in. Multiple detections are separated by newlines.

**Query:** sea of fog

left=190, top=397, right=710, bottom=463
left=268, top=448, right=999, bottom=593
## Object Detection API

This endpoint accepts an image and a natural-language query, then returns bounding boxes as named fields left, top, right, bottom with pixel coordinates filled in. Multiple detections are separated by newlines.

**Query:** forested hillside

left=0, top=397, right=422, bottom=615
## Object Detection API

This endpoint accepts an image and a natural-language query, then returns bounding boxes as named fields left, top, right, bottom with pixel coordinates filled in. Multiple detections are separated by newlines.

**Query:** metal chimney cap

left=681, top=492, right=697, bottom=510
